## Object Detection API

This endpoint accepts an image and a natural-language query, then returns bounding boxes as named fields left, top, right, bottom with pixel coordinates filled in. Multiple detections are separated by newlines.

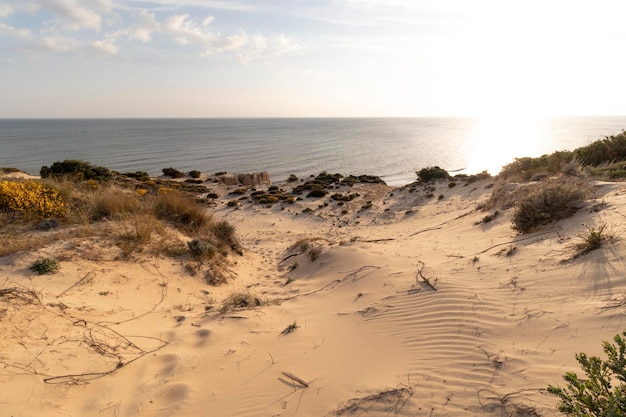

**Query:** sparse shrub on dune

left=187, top=238, right=216, bottom=260
left=87, top=186, right=144, bottom=221
left=511, top=184, right=585, bottom=233
left=211, top=220, right=242, bottom=254
left=153, top=189, right=211, bottom=233
left=219, top=291, right=268, bottom=313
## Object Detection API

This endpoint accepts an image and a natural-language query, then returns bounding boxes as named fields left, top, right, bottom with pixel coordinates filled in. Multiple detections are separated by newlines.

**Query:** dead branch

left=0, top=287, right=40, bottom=304
left=477, top=229, right=559, bottom=254
left=282, top=371, right=309, bottom=387
left=416, top=263, right=437, bottom=291
left=56, top=272, right=94, bottom=298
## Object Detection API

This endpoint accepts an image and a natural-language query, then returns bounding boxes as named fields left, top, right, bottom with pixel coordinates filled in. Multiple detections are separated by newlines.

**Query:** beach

left=1, top=167, right=625, bottom=417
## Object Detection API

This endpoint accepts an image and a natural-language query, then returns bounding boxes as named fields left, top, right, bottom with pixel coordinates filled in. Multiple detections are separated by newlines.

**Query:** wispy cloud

left=0, top=22, right=32, bottom=37
left=0, top=0, right=304, bottom=61
left=38, top=0, right=115, bottom=31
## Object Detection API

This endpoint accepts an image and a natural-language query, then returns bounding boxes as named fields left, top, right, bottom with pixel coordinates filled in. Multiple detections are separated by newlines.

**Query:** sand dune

left=2, top=176, right=626, bottom=416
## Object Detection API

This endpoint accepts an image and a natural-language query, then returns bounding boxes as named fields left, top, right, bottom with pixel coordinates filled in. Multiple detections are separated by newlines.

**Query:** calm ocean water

left=1, top=117, right=626, bottom=186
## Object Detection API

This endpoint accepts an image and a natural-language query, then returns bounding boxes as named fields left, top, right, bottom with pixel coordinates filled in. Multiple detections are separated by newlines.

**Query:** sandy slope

left=2, top=177, right=626, bottom=416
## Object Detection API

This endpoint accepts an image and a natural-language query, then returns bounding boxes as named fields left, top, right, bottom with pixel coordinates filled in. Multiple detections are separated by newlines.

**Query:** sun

left=464, top=115, right=544, bottom=175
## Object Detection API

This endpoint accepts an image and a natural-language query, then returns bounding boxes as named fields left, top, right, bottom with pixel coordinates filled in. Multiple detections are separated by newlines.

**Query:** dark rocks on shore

left=217, top=172, right=271, bottom=186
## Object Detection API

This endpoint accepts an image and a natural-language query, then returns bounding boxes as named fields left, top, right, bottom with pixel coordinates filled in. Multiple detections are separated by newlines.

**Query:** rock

left=218, top=172, right=271, bottom=186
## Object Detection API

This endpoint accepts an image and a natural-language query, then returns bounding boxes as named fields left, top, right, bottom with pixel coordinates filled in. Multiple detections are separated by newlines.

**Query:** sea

left=1, top=117, right=626, bottom=186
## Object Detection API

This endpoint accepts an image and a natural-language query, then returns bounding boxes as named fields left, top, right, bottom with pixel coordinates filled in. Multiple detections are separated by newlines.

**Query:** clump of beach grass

left=512, top=183, right=586, bottom=233
left=219, top=291, right=269, bottom=313
left=573, top=224, right=614, bottom=258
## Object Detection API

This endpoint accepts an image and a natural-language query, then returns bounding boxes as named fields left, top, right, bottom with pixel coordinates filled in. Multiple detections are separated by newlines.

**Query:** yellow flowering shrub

left=0, top=180, right=67, bottom=217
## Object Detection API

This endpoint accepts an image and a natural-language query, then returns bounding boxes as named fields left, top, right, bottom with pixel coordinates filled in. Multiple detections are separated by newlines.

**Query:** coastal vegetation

left=0, top=163, right=240, bottom=284
left=548, top=331, right=626, bottom=416
left=510, top=182, right=586, bottom=233
left=499, top=130, right=626, bottom=181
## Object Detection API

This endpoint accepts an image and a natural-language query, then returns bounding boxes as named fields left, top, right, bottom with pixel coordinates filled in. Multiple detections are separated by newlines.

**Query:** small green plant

left=575, top=224, right=612, bottom=257
left=548, top=330, right=626, bottom=416
left=288, top=262, right=299, bottom=271
left=30, top=257, right=59, bottom=275
left=188, top=170, right=201, bottom=179
left=281, top=321, right=299, bottom=335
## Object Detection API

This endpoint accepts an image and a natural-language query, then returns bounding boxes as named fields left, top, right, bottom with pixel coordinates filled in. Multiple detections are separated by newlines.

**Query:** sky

left=1, top=0, right=626, bottom=118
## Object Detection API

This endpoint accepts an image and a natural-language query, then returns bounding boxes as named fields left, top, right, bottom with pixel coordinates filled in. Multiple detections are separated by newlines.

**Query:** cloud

left=236, top=34, right=303, bottom=63
left=1, top=3, right=304, bottom=62
left=164, top=14, right=247, bottom=55
left=38, top=0, right=115, bottom=31
left=0, top=22, right=32, bottom=38
left=0, top=1, right=40, bottom=17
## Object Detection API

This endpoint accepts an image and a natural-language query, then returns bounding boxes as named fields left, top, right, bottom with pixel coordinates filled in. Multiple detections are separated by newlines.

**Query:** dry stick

left=280, top=265, right=381, bottom=302
left=362, top=238, right=396, bottom=243
left=416, top=263, right=437, bottom=291
left=282, top=371, right=309, bottom=388
left=56, top=272, right=94, bottom=298
left=409, top=210, right=473, bottom=237
left=476, top=229, right=559, bottom=254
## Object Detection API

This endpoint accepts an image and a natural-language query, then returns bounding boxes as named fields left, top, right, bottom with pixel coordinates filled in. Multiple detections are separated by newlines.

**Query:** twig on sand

left=476, top=229, right=559, bottom=254
left=56, top=272, right=94, bottom=298
left=0, top=287, right=40, bottom=304
left=416, top=262, right=437, bottom=291
left=282, top=371, right=309, bottom=388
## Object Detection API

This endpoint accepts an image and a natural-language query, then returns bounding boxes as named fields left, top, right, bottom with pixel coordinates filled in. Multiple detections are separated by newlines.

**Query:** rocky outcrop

left=218, top=172, right=271, bottom=186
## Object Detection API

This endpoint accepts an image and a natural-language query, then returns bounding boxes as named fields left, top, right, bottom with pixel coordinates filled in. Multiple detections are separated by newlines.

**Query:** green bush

left=187, top=238, right=216, bottom=258
left=417, top=166, right=449, bottom=182
left=548, top=331, right=626, bottom=416
left=511, top=185, right=585, bottom=233
left=30, top=257, right=59, bottom=275
left=575, top=131, right=626, bottom=166
left=162, top=167, right=185, bottom=178
left=188, top=170, right=201, bottom=179
left=40, top=160, right=112, bottom=181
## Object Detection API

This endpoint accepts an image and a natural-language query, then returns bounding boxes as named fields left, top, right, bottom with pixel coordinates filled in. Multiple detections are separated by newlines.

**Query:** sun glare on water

left=464, top=115, right=544, bottom=175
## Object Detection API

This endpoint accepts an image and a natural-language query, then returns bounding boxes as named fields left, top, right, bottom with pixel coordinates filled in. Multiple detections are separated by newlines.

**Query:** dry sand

left=2, top=176, right=626, bottom=416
